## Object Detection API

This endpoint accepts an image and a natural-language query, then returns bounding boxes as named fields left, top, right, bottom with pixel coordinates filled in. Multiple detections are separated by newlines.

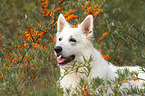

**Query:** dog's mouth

left=57, top=55, right=75, bottom=65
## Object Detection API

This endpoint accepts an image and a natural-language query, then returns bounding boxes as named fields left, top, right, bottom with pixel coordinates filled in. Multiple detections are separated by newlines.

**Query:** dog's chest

left=60, top=72, right=85, bottom=88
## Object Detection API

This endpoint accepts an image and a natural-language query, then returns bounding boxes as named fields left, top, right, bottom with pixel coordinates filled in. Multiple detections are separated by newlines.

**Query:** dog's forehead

left=59, top=27, right=82, bottom=38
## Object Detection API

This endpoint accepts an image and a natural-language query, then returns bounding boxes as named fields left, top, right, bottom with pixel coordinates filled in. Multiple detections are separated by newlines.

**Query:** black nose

left=54, top=46, right=62, bottom=53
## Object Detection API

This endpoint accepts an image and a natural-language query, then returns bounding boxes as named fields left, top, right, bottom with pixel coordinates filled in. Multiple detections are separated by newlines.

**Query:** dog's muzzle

left=54, top=46, right=75, bottom=65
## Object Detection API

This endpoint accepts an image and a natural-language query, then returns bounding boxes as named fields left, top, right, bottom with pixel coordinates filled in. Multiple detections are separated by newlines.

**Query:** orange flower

left=43, top=11, right=47, bottom=17
left=107, top=54, right=111, bottom=60
left=25, top=26, right=34, bottom=42
left=66, top=15, right=78, bottom=21
left=0, top=34, right=1, bottom=37
left=86, top=7, right=92, bottom=13
left=83, top=88, right=87, bottom=95
left=41, top=0, right=49, bottom=17
left=81, top=5, right=86, bottom=9
left=18, top=45, right=23, bottom=50
left=100, top=49, right=103, bottom=52
left=20, top=36, right=25, bottom=40
left=25, top=33, right=31, bottom=38
left=45, top=0, right=49, bottom=7
left=25, top=53, right=28, bottom=57
left=2, top=44, right=6, bottom=46
left=28, top=37, right=33, bottom=42
left=12, top=58, right=18, bottom=64
left=50, top=10, right=55, bottom=24
left=45, top=44, right=48, bottom=47
left=24, top=43, right=29, bottom=48
left=40, top=45, right=46, bottom=51
left=34, top=28, right=39, bottom=35
left=7, top=56, right=12, bottom=62
left=93, top=9, right=103, bottom=16
left=64, top=9, right=75, bottom=17
left=87, top=93, right=91, bottom=96
left=7, top=56, right=11, bottom=59
left=102, top=32, right=109, bottom=37
left=81, top=3, right=88, bottom=10
left=36, top=39, right=42, bottom=42
left=12, top=60, right=16, bottom=64
left=72, top=24, right=78, bottom=28
left=50, top=37, right=56, bottom=43
left=98, top=32, right=109, bottom=42
left=54, top=7, right=64, bottom=12
left=43, top=85, right=47, bottom=88
left=102, top=54, right=106, bottom=59
left=0, top=75, right=3, bottom=79
left=43, top=30, right=48, bottom=35
left=45, top=12, right=50, bottom=16
left=94, top=4, right=98, bottom=9
left=19, top=53, right=23, bottom=56
left=32, top=43, right=39, bottom=48
left=53, top=21, right=57, bottom=26
left=38, top=33, right=43, bottom=37
left=26, top=26, right=33, bottom=34
left=102, top=54, right=111, bottom=60
left=49, top=34, right=53, bottom=38
left=57, top=0, right=63, bottom=5
left=38, top=30, right=48, bottom=37
left=8, top=67, right=11, bottom=70
left=6, top=66, right=10, bottom=70
left=38, top=24, right=42, bottom=28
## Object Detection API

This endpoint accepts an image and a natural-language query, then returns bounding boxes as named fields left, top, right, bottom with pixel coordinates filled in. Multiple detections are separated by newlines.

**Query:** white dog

left=54, top=14, right=145, bottom=95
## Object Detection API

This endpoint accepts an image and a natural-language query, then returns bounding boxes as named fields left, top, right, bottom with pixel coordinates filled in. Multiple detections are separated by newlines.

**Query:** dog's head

left=54, top=14, right=93, bottom=65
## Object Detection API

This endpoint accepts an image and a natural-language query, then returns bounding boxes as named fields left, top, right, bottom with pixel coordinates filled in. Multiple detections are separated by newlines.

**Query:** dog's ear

left=57, top=14, right=71, bottom=33
left=80, top=15, right=93, bottom=36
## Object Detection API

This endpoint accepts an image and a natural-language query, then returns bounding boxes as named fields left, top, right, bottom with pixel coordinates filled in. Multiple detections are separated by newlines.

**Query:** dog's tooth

left=58, top=55, right=61, bottom=58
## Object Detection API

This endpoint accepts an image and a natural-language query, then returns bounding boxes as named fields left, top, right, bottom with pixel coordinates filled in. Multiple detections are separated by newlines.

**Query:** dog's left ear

left=57, top=14, right=71, bottom=33
left=80, top=15, right=93, bottom=36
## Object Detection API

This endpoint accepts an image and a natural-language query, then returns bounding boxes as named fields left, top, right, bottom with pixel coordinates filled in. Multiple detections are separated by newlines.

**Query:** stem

left=19, top=36, right=40, bottom=64
left=113, top=25, right=145, bottom=45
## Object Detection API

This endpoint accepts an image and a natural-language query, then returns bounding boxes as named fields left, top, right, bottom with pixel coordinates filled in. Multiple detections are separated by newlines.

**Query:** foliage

left=61, top=57, right=145, bottom=95
left=0, top=0, right=145, bottom=95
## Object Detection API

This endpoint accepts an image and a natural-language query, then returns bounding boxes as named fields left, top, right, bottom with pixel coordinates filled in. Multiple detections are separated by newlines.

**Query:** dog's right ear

left=57, top=14, right=71, bottom=33
left=79, top=15, right=93, bottom=37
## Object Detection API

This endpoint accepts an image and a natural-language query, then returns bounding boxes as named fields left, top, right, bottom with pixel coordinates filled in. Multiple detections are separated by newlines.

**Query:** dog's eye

left=59, top=38, right=62, bottom=41
left=70, top=38, right=76, bottom=42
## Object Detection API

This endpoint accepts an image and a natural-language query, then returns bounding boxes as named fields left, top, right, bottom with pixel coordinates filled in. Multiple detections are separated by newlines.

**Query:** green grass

left=0, top=0, right=145, bottom=95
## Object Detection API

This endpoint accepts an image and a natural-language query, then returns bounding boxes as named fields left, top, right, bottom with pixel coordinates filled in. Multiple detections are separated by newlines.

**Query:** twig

left=117, top=33, right=129, bottom=44
left=19, top=36, right=40, bottom=64
left=113, top=25, right=145, bottom=45
left=17, top=36, right=40, bottom=89
left=95, top=77, right=139, bottom=91
left=18, top=70, right=33, bottom=89
left=105, top=19, right=116, bottom=43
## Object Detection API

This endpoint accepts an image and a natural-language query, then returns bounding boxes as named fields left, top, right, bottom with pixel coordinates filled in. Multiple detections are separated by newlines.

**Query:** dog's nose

left=54, top=46, right=62, bottom=53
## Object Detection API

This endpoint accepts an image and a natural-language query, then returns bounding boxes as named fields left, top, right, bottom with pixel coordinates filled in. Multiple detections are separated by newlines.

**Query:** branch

left=19, top=36, right=40, bottom=63
left=113, top=25, right=145, bottom=45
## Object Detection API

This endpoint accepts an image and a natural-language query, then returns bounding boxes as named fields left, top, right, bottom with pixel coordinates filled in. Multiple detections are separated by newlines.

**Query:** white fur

left=55, top=14, right=145, bottom=95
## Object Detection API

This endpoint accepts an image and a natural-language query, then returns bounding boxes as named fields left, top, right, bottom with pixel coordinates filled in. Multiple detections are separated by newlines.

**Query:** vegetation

left=0, top=0, right=144, bottom=95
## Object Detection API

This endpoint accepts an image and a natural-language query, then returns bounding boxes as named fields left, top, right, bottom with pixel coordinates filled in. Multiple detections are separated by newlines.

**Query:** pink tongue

left=57, top=58, right=67, bottom=63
